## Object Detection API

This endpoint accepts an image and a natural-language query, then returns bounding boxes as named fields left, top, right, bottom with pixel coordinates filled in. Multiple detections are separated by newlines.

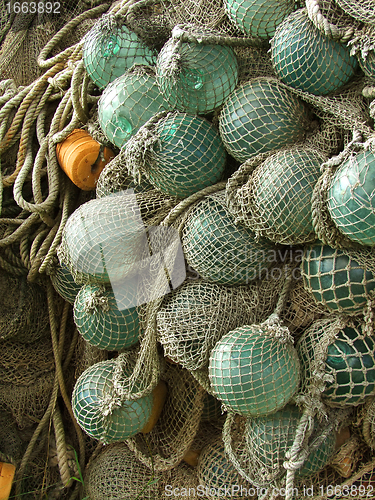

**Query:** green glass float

left=208, top=325, right=300, bottom=417
left=73, top=284, right=140, bottom=351
left=182, top=192, right=275, bottom=285
left=58, top=194, right=147, bottom=284
left=271, top=9, right=358, bottom=96
left=250, top=146, right=325, bottom=244
left=197, top=438, right=249, bottom=491
left=50, top=263, right=82, bottom=305
left=302, top=243, right=375, bottom=314
left=145, top=113, right=226, bottom=198
left=225, top=0, right=295, bottom=39
left=327, top=149, right=375, bottom=246
left=71, top=359, right=153, bottom=442
left=156, top=37, right=238, bottom=114
left=98, top=67, right=170, bottom=148
left=218, top=77, right=309, bottom=163
left=83, top=18, right=157, bottom=90
left=297, top=321, right=375, bottom=406
left=245, top=405, right=336, bottom=482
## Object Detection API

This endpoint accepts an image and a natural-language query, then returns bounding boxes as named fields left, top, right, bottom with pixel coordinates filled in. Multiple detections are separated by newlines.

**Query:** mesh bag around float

left=0, top=268, right=49, bottom=343
left=225, top=0, right=296, bottom=39
left=84, top=442, right=160, bottom=500
left=196, top=436, right=254, bottom=498
left=97, top=65, right=171, bottom=149
left=243, top=404, right=337, bottom=485
left=181, top=190, right=276, bottom=285
left=156, top=279, right=259, bottom=371
left=335, top=0, right=375, bottom=25
left=156, top=24, right=239, bottom=115
left=73, top=283, right=141, bottom=351
left=270, top=8, right=358, bottom=96
left=126, top=362, right=207, bottom=472
left=224, top=144, right=327, bottom=245
left=123, top=111, right=226, bottom=199
left=218, top=76, right=311, bottom=164
left=297, top=316, right=375, bottom=408
left=301, top=242, right=375, bottom=316
left=49, top=261, right=83, bottom=305
left=312, top=135, right=375, bottom=248
left=82, top=11, right=157, bottom=90
left=57, top=191, right=151, bottom=286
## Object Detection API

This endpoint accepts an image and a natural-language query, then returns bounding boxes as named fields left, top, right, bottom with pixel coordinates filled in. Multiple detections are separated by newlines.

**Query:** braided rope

left=305, top=0, right=355, bottom=42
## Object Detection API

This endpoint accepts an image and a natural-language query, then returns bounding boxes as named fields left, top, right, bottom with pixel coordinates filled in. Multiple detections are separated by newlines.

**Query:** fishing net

left=225, top=145, right=327, bottom=245
left=196, top=436, right=254, bottom=498
left=73, top=334, right=108, bottom=381
left=49, top=261, right=83, bottom=304
left=363, top=398, right=375, bottom=450
left=301, top=242, right=375, bottom=316
left=225, top=0, right=295, bottom=39
left=312, top=135, right=375, bottom=248
left=123, top=111, right=226, bottom=199
left=270, top=8, right=358, bottom=96
left=336, top=0, right=375, bottom=25
left=219, top=76, right=311, bottom=164
left=0, top=410, right=26, bottom=465
left=126, top=361, right=206, bottom=471
left=330, top=433, right=367, bottom=478
left=73, top=282, right=141, bottom=351
left=181, top=191, right=276, bottom=285
left=0, top=268, right=49, bottom=342
left=297, top=316, right=375, bottom=408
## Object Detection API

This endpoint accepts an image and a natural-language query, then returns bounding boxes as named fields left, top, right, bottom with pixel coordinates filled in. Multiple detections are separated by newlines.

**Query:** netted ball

left=335, top=0, right=375, bottom=24
left=197, top=437, right=251, bottom=495
left=247, top=146, right=325, bottom=244
left=72, top=359, right=153, bottom=442
left=85, top=442, right=158, bottom=499
left=271, top=9, right=358, bottom=95
left=146, top=113, right=226, bottom=198
left=244, top=405, right=336, bottom=482
left=98, top=67, right=170, bottom=148
left=156, top=38, right=238, bottom=114
left=182, top=192, right=275, bottom=285
left=218, top=77, right=309, bottom=163
left=83, top=19, right=157, bottom=90
left=225, top=0, right=295, bottom=39
left=50, top=263, right=83, bottom=304
left=58, top=194, right=147, bottom=284
left=327, top=149, right=375, bottom=246
left=297, top=319, right=375, bottom=407
left=209, top=325, right=300, bottom=417
left=302, top=244, right=375, bottom=314
left=73, top=284, right=140, bottom=351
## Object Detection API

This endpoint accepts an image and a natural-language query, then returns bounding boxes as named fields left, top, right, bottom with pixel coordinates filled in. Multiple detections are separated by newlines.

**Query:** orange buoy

left=141, top=380, right=168, bottom=434
left=0, top=462, right=16, bottom=500
left=56, top=129, right=115, bottom=191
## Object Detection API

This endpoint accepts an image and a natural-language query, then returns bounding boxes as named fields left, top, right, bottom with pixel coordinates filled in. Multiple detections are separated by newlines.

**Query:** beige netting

left=0, top=268, right=49, bottom=342
left=0, top=410, right=26, bottom=465
left=336, top=0, right=375, bottom=25
left=363, top=397, right=375, bottom=449
left=126, top=361, right=206, bottom=471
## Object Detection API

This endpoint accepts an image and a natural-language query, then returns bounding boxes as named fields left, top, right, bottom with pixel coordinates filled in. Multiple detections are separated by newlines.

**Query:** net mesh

left=270, top=8, right=358, bottom=96
left=73, top=283, right=141, bottom=351
left=301, top=243, right=375, bottom=315
left=181, top=191, right=276, bottom=285
left=123, top=111, right=226, bottom=199
left=218, top=76, right=311, bottom=164
left=49, top=261, right=83, bottom=305
left=0, top=269, right=49, bottom=343
left=363, top=397, right=375, bottom=449
left=297, top=316, right=375, bottom=408
left=336, top=0, right=375, bottom=24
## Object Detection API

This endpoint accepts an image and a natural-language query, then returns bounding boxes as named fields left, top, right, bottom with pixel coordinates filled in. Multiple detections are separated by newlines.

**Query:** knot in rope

left=83, top=286, right=110, bottom=314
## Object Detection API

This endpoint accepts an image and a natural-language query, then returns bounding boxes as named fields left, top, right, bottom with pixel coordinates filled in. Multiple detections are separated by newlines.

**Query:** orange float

left=56, top=129, right=115, bottom=191
left=0, top=462, right=15, bottom=500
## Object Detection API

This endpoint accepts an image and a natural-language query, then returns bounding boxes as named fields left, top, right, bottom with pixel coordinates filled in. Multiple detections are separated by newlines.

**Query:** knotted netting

left=84, top=442, right=160, bottom=499
left=301, top=242, right=375, bottom=316
left=225, top=145, right=327, bottom=245
left=218, top=76, right=311, bottom=164
left=49, top=261, right=83, bottom=304
left=363, top=397, right=375, bottom=449
left=82, top=11, right=157, bottom=90
left=271, top=8, right=358, bottom=96
left=181, top=190, right=276, bottom=285
left=336, top=0, right=375, bottom=24
left=123, top=111, right=226, bottom=199
left=73, top=283, right=141, bottom=351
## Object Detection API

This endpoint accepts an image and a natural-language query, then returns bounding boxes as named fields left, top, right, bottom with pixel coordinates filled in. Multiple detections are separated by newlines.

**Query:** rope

left=305, top=0, right=355, bottom=42
left=53, top=406, right=73, bottom=487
